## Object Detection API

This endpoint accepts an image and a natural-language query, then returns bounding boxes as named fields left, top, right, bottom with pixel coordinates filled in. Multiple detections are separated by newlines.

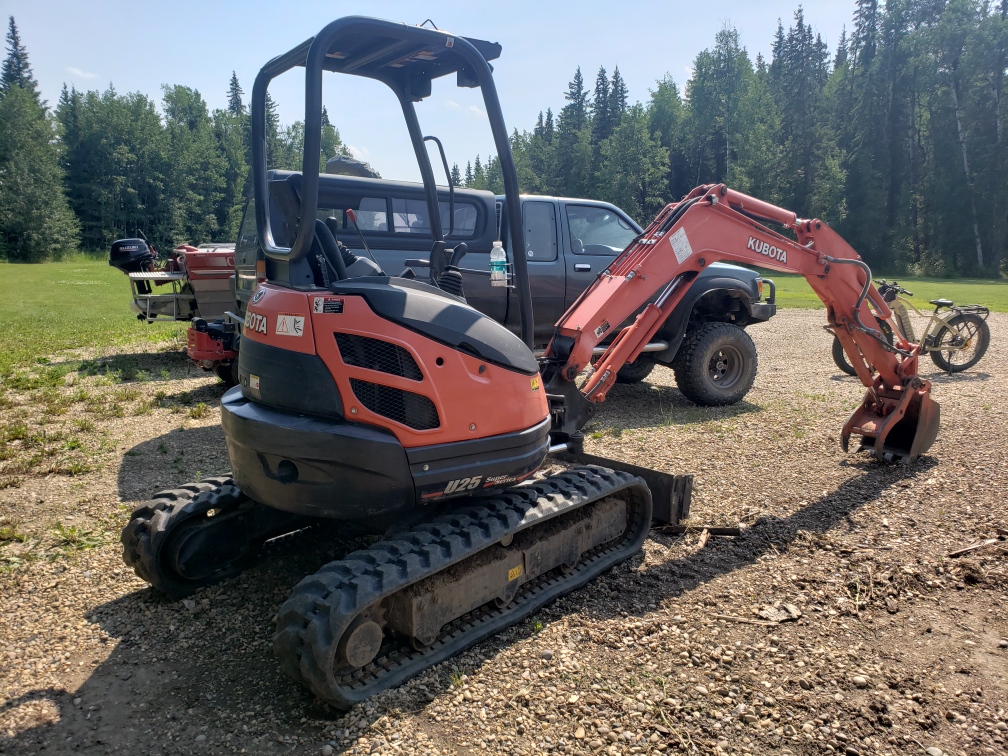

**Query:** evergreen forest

left=1, top=2, right=1006, bottom=277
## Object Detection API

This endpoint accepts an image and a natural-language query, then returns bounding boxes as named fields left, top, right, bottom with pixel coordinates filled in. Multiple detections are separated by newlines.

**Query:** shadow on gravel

left=117, top=425, right=230, bottom=504
left=830, top=371, right=991, bottom=385
left=922, top=370, right=991, bottom=384
left=0, top=527, right=368, bottom=754
left=580, top=455, right=939, bottom=622
left=593, top=381, right=764, bottom=431
left=2, top=452, right=939, bottom=754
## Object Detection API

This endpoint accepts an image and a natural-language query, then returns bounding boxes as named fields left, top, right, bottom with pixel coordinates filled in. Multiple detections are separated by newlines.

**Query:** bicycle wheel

left=928, top=312, right=990, bottom=372
left=831, top=317, right=893, bottom=377
left=831, top=336, right=857, bottom=376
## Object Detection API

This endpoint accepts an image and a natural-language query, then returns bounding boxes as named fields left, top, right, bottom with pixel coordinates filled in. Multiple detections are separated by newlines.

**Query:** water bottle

left=490, top=240, right=507, bottom=288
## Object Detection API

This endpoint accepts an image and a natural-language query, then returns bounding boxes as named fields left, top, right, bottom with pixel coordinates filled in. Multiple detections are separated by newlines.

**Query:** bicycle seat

left=929, top=298, right=953, bottom=307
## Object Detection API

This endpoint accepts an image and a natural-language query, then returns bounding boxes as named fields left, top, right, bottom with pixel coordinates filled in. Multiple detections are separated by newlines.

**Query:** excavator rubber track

left=273, top=466, right=652, bottom=710
left=122, top=478, right=309, bottom=599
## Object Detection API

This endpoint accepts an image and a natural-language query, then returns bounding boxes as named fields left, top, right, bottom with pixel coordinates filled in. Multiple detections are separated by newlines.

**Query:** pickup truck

left=232, top=171, right=776, bottom=405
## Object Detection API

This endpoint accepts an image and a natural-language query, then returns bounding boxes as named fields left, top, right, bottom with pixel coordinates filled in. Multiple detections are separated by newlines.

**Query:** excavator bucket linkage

left=841, top=380, right=940, bottom=462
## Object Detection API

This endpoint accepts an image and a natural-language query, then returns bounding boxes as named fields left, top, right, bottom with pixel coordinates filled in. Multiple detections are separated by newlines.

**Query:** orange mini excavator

left=122, top=16, right=940, bottom=709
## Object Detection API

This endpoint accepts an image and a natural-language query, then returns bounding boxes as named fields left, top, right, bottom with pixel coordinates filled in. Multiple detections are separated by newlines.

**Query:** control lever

left=345, top=209, right=380, bottom=266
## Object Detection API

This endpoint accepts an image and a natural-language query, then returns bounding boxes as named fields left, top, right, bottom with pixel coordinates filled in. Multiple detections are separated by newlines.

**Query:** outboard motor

left=109, top=238, right=155, bottom=275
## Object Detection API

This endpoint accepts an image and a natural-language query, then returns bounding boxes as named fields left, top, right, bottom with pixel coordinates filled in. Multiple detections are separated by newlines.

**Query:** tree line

left=1, top=3, right=1006, bottom=276
left=464, top=0, right=1008, bottom=277
left=0, top=16, right=346, bottom=262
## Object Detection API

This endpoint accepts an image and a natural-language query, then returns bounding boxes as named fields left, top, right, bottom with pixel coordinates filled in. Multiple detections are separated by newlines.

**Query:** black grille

left=349, top=378, right=440, bottom=430
left=335, top=333, right=422, bottom=380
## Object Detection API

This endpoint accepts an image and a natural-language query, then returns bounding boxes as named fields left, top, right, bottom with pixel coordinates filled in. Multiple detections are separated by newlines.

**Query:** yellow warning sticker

left=507, top=564, right=523, bottom=582
left=530, top=376, right=540, bottom=392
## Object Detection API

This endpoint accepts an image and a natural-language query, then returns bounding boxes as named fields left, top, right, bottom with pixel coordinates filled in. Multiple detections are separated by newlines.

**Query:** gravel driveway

left=1, top=309, right=1005, bottom=755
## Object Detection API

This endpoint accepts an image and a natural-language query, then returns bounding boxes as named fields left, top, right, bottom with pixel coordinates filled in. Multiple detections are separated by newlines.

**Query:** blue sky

left=10, top=0, right=854, bottom=181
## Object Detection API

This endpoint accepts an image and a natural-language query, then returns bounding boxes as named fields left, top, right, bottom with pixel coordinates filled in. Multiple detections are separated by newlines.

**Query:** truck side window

left=393, top=197, right=478, bottom=237
left=566, top=205, right=636, bottom=255
left=522, top=201, right=558, bottom=262
left=358, top=197, right=389, bottom=232
left=236, top=199, right=257, bottom=254
left=392, top=197, right=427, bottom=232
left=442, top=203, right=478, bottom=237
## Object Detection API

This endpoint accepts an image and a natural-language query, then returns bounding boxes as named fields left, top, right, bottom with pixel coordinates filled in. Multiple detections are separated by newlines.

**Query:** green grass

left=759, top=271, right=1008, bottom=312
left=0, top=259, right=184, bottom=375
left=0, top=260, right=1002, bottom=381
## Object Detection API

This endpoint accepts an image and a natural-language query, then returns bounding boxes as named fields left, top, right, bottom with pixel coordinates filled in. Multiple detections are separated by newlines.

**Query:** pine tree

left=0, top=23, right=79, bottom=260
left=599, top=103, right=668, bottom=220
left=450, top=162, right=461, bottom=186
left=227, top=71, right=244, bottom=116
left=265, top=92, right=281, bottom=167
left=608, top=67, right=628, bottom=129
left=163, top=85, right=227, bottom=243
left=213, top=106, right=248, bottom=239
left=1, top=17, right=38, bottom=100
left=562, top=67, right=588, bottom=131
left=464, top=160, right=473, bottom=185
left=834, top=27, right=849, bottom=70
left=472, top=154, right=484, bottom=187
left=591, top=67, right=611, bottom=144
left=555, top=68, right=591, bottom=195
left=648, top=74, right=687, bottom=199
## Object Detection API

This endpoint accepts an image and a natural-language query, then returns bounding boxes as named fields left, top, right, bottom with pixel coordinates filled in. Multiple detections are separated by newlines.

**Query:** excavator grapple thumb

left=841, top=381, right=940, bottom=462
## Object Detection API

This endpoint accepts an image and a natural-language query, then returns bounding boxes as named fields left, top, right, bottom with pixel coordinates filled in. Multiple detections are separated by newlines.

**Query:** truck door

left=501, top=199, right=565, bottom=347
left=562, top=202, right=641, bottom=310
left=521, top=200, right=565, bottom=346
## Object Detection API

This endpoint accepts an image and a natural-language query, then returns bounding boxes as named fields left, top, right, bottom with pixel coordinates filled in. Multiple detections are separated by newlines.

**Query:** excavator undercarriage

left=121, top=16, right=941, bottom=710
left=124, top=467, right=652, bottom=707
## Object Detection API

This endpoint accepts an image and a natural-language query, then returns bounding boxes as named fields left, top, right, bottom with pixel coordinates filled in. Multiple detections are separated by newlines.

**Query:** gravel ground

left=1, top=309, right=1006, bottom=756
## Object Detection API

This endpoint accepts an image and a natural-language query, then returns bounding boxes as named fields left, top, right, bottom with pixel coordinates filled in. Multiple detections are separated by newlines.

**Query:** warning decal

left=275, top=313, right=305, bottom=337
left=669, top=227, right=694, bottom=265
left=313, top=296, right=344, bottom=314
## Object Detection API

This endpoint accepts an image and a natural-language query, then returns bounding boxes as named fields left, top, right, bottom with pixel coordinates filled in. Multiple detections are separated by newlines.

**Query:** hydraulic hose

left=821, top=254, right=913, bottom=357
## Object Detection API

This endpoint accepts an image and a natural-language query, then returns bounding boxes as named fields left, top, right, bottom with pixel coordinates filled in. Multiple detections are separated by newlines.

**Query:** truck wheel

left=672, top=323, right=757, bottom=406
left=615, top=357, right=656, bottom=384
left=215, top=361, right=239, bottom=387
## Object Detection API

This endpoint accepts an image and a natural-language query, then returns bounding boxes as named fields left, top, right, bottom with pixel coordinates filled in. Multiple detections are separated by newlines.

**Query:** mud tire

left=615, top=356, right=657, bottom=384
left=672, top=322, right=757, bottom=406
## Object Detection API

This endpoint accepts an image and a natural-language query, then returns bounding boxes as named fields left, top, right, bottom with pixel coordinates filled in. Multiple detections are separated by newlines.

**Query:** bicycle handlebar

left=877, top=279, right=913, bottom=297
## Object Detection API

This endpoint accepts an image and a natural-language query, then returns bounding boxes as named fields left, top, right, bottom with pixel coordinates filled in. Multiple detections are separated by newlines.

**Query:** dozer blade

left=557, top=449, right=692, bottom=524
left=841, top=381, right=940, bottom=462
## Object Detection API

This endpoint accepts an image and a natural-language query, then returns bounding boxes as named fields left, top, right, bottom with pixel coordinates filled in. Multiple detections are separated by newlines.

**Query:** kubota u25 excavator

left=121, top=16, right=940, bottom=709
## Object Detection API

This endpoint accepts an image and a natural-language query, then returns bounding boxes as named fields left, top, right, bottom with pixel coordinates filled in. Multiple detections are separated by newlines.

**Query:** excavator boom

left=543, top=184, right=940, bottom=461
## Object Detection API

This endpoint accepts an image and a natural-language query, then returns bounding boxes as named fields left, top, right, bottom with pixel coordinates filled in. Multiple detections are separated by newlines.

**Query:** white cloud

left=468, top=104, right=485, bottom=117
left=66, top=66, right=98, bottom=79
left=445, top=100, right=461, bottom=110
left=347, top=144, right=369, bottom=159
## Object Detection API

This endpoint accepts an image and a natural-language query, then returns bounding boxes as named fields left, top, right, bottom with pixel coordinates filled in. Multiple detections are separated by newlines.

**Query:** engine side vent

left=335, top=333, right=422, bottom=381
left=349, top=378, right=440, bottom=430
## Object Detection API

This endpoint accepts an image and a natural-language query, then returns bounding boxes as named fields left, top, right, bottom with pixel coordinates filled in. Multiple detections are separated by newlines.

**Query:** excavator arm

left=542, top=184, right=940, bottom=461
